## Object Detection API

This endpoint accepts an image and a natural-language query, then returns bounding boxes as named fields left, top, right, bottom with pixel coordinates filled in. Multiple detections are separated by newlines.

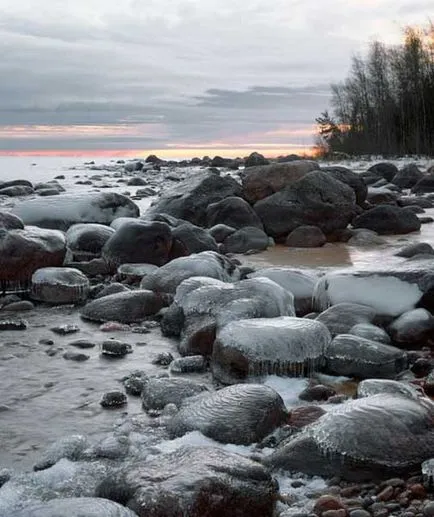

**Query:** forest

left=316, top=22, right=434, bottom=157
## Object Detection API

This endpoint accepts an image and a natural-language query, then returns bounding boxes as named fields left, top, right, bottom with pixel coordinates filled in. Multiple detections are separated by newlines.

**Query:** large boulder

left=265, top=394, right=434, bottom=480
left=9, top=498, right=137, bottom=517
left=312, top=262, right=434, bottom=317
left=66, top=223, right=115, bottom=260
left=352, top=205, right=421, bottom=235
left=357, top=379, right=422, bottom=399
left=254, top=171, right=357, bottom=240
left=242, top=160, right=319, bottom=204
left=368, top=162, right=399, bottom=182
left=169, top=277, right=295, bottom=356
left=146, top=170, right=242, bottom=227
left=316, top=303, right=377, bottom=337
left=0, top=211, right=24, bottom=230
left=81, top=290, right=168, bottom=323
left=206, top=196, right=264, bottom=230
left=97, top=446, right=277, bottom=517
left=412, top=174, right=434, bottom=194
left=168, top=384, right=287, bottom=444
left=222, top=226, right=269, bottom=254
left=0, top=226, right=66, bottom=292
left=140, top=251, right=239, bottom=294
left=285, top=225, right=326, bottom=248
left=321, top=165, right=367, bottom=205
left=324, top=334, right=407, bottom=379
left=12, top=193, right=139, bottom=231
left=391, top=164, right=424, bottom=189
left=30, top=267, right=90, bottom=304
left=102, top=220, right=173, bottom=269
left=211, top=317, right=330, bottom=384
left=171, top=223, right=219, bottom=253
left=244, top=151, right=269, bottom=167
left=388, top=308, right=434, bottom=346
left=141, top=377, right=208, bottom=410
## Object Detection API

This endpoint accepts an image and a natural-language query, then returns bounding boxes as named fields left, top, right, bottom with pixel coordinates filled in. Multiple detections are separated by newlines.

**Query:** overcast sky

left=0, top=0, right=431, bottom=155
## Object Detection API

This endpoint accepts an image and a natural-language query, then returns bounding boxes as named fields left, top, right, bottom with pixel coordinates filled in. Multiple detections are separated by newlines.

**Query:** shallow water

left=0, top=155, right=433, bottom=485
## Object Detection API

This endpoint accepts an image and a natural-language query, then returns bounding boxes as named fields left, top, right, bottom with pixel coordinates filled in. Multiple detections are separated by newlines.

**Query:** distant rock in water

left=12, top=192, right=139, bottom=231
left=0, top=227, right=66, bottom=293
left=0, top=211, right=24, bottom=230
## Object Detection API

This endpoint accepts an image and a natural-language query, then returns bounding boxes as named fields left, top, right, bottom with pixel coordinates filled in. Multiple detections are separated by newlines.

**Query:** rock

left=50, top=324, right=80, bottom=335
left=391, top=164, right=424, bottom=189
left=348, top=229, right=386, bottom=246
left=412, top=174, right=434, bottom=194
left=316, top=303, right=376, bottom=337
left=1, top=300, right=34, bottom=312
left=423, top=501, right=434, bottom=517
left=100, top=391, right=127, bottom=408
left=0, top=185, right=34, bottom=197
left=102, top=220, right=173, bottom=269
left=169, top=384, right=287, bottom=445
left=12, top=192, right=139, bottom=231
left=81, top=290, right=168, bottom=323
left=368, top=162, right=399, bottom=182
left=206, top=196, right=264, bottom=230
left=324, top=334, right=407, bottom=379
left=101, top=340, right=132, bottom=357
left=95, top=283, right=130, bottom=298
left=146, top=170, right=242, bottom=227
left=0, top=227, right=66, bottom=292
left=314, top=495, right=346, bottom=515
left=242, top=160, right=319, bottom=204
left=30, top=267, right=90, bottom=304
left=321, top=165, right=368, bottom=205
left=388, top=308, right=434, bottom=346
left=97, top=446, right=277, bottom=517
left=69, top=339, right=96, bottom=349
left=396, top=242, right=434, bottom=258
left=352, top=205, right=421, bottom=235
left=63, top=351, right=89, bottom=361
left=254, top=171, right=357, bottom=240
left=312, top=262, right=434, bottom=317
left=285, top=225, right=327, bottom=247
left=299, top=384, right=336, bottom=402
left=172, top=222, right=219, bottom=253
left=151, top=352, right=174, bottom=366
left=411, top=357, right=433, bottom=378
left=209, top=223, right=237, bottom=243
left=141, top=377, right=208, bottom=410
left=169, top=355, right=207, bottom=374
left=33, top=434, right=88, bottom=471
left=212, top=317, right=330, bottom=384
left=123, top=371, right=148, bottom=396
left=289, top=405, right=327, bottom=428
left=0, top=179, right=33, bottom=189
left=66, top=223, right=115, bottom=259
left=0, top=211, right=24, bottom=230
left=399, top=196, right=434, bottom=208
left=0, top=319, right=27, bottom=330
left=222, top=226, right=269, bottom=253
left=245, top=151, right=269, bottom=167
left=422, top=459, right=434, bottom=491
left=65, top=258, right=111, bottom=277
left=265, top=393, right=434, bottom=481
left=117, top=264, right=158, bottom=283
left=174, top=277, right=295, bottom=356
left=127, top=176, right=148, bottom=186
left=140, top=251, right=240, bottom=294
left=247, top=267, right=317, bottom=315
left=348, top=323, right=391, bottom=344
left=367, top=187, right=399, bottom=205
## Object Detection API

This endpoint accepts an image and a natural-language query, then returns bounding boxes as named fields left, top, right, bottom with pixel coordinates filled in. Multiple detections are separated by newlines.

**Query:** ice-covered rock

left=30, top=267, right=90, bottom=304
left=33, top=435, right=89, bottom=471
left=324, top=334, right=407, bottom=379
left=168, top=384, right=287, bottom=444
left=12, top=192, right=139, bottom=231
left=10, top=498, right=137, bottom=517
left=348, top=323, right=391, bottom=344
left=388, top=308, right=434, bottom=345
left=0, top=211, right=24, bottom=230
left=316, top=303, right=376, bottom=337
left=212, top=317, right=330, bottom=384
left=141, top=377, right=208, bottom=410
left=265, top=394, right=434, bottom=481
left=66, top=223, right=115, bottom=260
left=357, top=379, right=422, bottom=399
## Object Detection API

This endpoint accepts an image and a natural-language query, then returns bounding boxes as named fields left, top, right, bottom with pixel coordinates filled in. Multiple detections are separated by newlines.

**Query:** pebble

left=152, top=352, right=174, bottom=366
left=313, top=495, right=346, bottom=514
left=169, top=355, right=207, bottom=374
left=349, top=511, right=371, bottom=517
left=63, top=351, right=90, bottom=362
left=100, top=391, right=127, bottom=408
left=376, top=486, right=394, bottom=501
left=39, top=338, right=54, bottom=345
left=50, top=324, right=80, bottom=335
left=69, top=339, right=96, bottom=349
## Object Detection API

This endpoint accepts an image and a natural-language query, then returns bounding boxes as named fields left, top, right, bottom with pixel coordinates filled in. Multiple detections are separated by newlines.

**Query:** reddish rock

left=376, top=485, right=394, bottom=501
left=314, top=494, right=346, bottom=515
left=289, top=405, right=326, bottom=428
left=408, top=483, right=426, bottom=499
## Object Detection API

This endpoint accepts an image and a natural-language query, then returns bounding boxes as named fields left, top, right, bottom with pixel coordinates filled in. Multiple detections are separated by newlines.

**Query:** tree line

left=315, top=22, right=434, bottom=157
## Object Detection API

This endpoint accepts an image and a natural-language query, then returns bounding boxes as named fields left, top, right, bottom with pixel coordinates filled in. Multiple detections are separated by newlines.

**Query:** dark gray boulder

left=321, top=165, right=367, bottom=205
left=168, top=384, right=287, bottom=444
left=66, top=223, right=115, bottom=259
left=324, top=334, right=407, bottom=379
left=102, top=220, right=173, bottom=269
left=285, top=225, right=326, bottom=248
left=146, top=170, right=242, bottom=227
left=412, top=174, right=434, bottom=194
left=211, top=317, right=330, bottom=384
left=140, top=251, right=240, bottom=294
left=254, top=171, right=357, bottom=240
left=242, top=160, right=319, bottom=204
left=391, top=164, right=424, bottom=189
left=0, top=211, right=24, bottom=230
left=0, top=185, right=34, bottom=197
left=12, top=193, right=139, bottom=231
left=264, top=394, right=434, bottom=480
left=348, top=323, right=391, bottom=344
left=222, top=226, right=269, bottom=253
left=316, top=303, right=377, bottom=337
left=209, top=224, right=236, bottom=243
left=395, top=242, right=434, bottom=258
left=172, top=223, right=219, bottom=253
left=81, top=290, right=168, bottom=323
left=352, top=205, right=421, bottom=235
left=206, top=196, right=264, bottom=230
left=388, top=308, right=434, bottom=346
left=368, top=162, right=399, bottom=182
left=10, top=498, right=137, bottom=517
left=141, top=377, right=208, bottom=410
left=244, top=151, right=269, bottom=167
left=97, top=446, right=277, bottom=517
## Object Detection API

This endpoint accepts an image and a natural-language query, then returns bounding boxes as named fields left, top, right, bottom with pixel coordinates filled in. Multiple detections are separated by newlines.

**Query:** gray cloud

left=0, top=0, right=429, bottom=151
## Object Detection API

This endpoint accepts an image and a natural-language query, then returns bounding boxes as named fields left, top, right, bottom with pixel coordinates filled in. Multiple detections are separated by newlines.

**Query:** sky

left=0, top=0, right=432, bottom=157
